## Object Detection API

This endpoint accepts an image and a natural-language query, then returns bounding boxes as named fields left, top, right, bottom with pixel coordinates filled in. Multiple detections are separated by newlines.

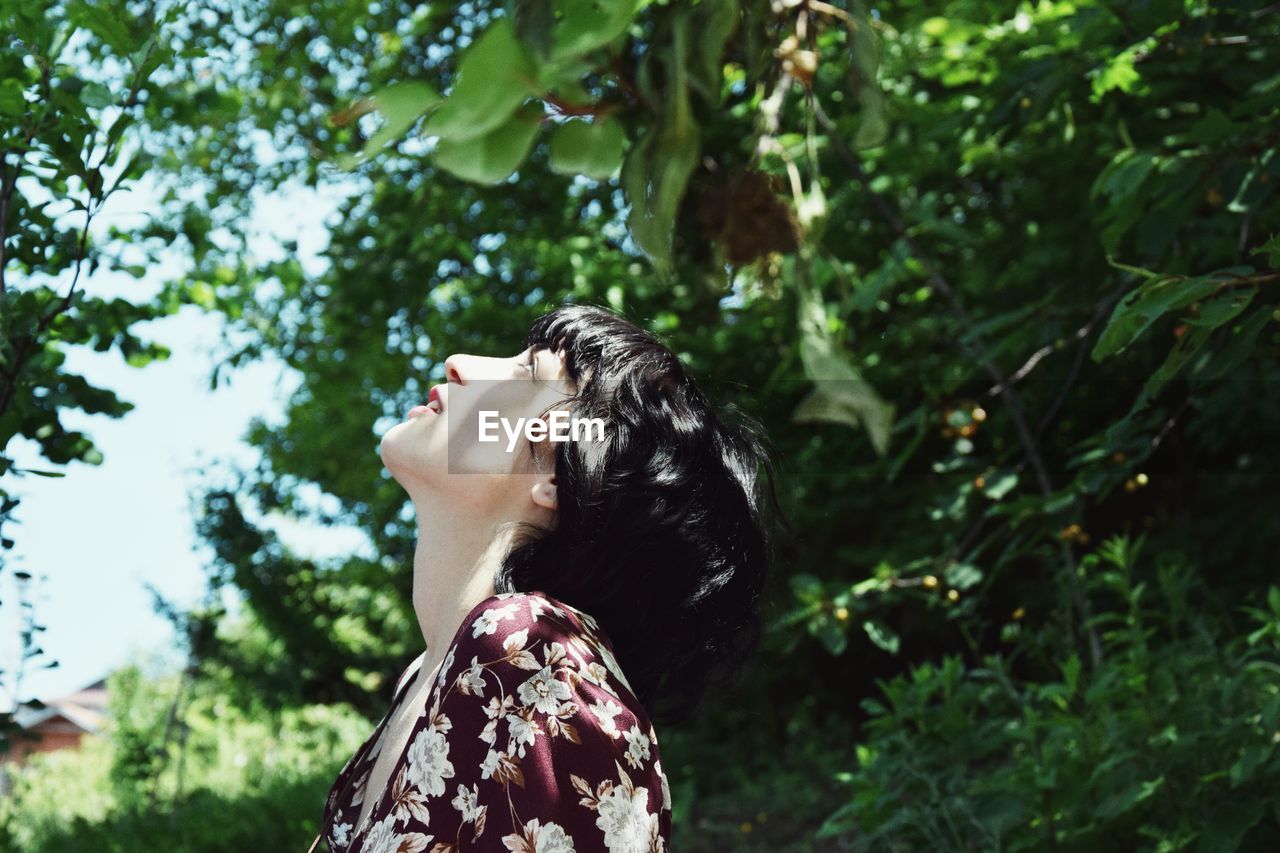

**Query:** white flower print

left=435, top=646, right=455, bottom=690
left=504, top=627, right=530, bottom=651
left=480, top=747, right=503, bottom=780
left=473, top=602, right=520, bottom=637
left=364, top=816, right=434, bottom=853
left=577, top=609, right=599, bottom=632
left=405, top=725, right=455, bottom=797
left=505, top=627, right=542, bottom=670
left=596, top=642, right=635, bottom=693
left=527, top=595, right=549, bottom=622
left=654, top=758, right=672, bottom=812
left=506, top=711, right=541, bottom=757
left=323, top=591, right=671, bottom=852
left=567, top=640, right=615, bottom=696
left=528, top=595, right=568, bottom=624
left=459, top=657, right=486, bottom=696
left=361, top=815, right=399, bottom=853
left=595, top=783, right=655, bottom=853
left=501, top=817, right=577, bottom=853
left=565, top=637, right=592, bottom=668
left=451, top=782, right=483, bottom=822
left=480, top=716, right=499, bottom=746
left=543, top=640, right=568, bottom=667
left=588, top=697, right=625, bottom=739
left=518, top=665, right=573, bottom=715
left=622, top=724, right=651, bottom=769
left=483, top=693, right=516, bottom=720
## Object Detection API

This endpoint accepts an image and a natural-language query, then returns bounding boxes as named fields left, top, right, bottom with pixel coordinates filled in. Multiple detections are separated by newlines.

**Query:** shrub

left=821, top=538, right=1280, bottom=851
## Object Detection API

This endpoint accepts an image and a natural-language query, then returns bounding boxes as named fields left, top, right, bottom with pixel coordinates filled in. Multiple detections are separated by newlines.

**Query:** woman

left=315, top=304, right=778, bottom=852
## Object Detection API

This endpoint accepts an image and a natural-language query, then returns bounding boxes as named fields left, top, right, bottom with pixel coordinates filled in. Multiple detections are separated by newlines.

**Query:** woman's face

left=380, top=345, right=575, bottom=512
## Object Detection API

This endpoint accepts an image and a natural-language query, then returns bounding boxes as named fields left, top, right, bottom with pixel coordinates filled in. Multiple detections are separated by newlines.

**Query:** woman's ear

left=530, top=474, right=558, bottom=512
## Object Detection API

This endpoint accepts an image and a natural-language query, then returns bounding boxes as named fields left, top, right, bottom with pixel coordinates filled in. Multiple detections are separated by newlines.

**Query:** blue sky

left=1, top=174, right=376, bottom=706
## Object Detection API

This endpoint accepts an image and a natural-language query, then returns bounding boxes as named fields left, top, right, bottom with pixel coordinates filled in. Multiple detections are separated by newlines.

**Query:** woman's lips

left=408, top=385, right=445, bottom=418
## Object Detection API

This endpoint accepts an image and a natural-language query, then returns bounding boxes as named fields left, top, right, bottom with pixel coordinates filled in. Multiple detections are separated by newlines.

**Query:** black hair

left=492, top=303, right=781, bottom=727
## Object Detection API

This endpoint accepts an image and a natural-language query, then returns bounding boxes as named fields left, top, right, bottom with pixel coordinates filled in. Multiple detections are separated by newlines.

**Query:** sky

left=0, top=172, right=377, bottom=707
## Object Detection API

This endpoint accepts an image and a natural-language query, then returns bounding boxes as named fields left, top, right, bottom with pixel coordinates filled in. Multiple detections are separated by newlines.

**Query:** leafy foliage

left=0, top=656, right=371, bottom=853
left=823, top=540, right=1280, bottom=850
left=0, top=0, right=179, bottom=756
left=4, top=0, right=1280, bottom=846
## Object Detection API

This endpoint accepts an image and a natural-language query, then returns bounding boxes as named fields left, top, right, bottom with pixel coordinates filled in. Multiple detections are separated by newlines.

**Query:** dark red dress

left=318, top=589, right=673, bottom=852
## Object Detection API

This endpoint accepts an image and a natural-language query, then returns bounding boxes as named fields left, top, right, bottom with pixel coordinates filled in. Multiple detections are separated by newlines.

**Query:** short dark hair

left=492, top=303, right=781, bottom=727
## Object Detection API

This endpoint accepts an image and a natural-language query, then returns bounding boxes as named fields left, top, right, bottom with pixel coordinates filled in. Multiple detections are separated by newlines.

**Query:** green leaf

left=1200, top=307, right=1273, bottom=383
left=1186, top=288, right=1256, bottom=329
left=80, top=82, right=113, bottom=109
left=944, top=563, right=983, bottom=591
left=435, top=105, right=543, bottom=184
left=1142, top=323, right=1212, bottom=398
left=1091, top=44, right=1143, bottom=100
left=0, top=79, right=24, bottom=116
left=508, top=0, right=556, bottom=59
left=1139, top=288, right=1257, bottom=398
left=790, top=573, right=823, bottom=604
left=687, top=0, right=738, bottom=104
left=1201, top=799, right=1266, bottom=852
left=1092, top=274, right=1220, bottom=361
left=849, top=2, right=887, bottom=148
left=621, top=13, right=700, bottom=270
left=810, top=613, right=848, bottom=655
left=344, top=81, right=441, bottom=166
left=551, top=0, right=644, bottom=60
left=1268, top=586, right=1280, bottom=616
left=68, top=2, right=141, bottom=54
left=1252, top=233, right=1280, bottom=268
left=548, top=118, right=625, bottom=179
left=983, top=472, right=1018, bottom=500
left=862, top=620, right=900, bottom=654
left=423, top=19, right=540, bottom=142
left=105, top=113, right=135, bottom=153
left=1062, top=654, right=1081, bottom=694
left=791, top=267, right=895, bottom=455
left=1096, top=777, right=1164, bottom=820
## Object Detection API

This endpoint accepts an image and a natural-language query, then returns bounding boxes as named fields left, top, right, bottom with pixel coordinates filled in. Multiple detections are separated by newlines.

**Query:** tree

left=12, top=0, right=1278, bottom=846
left=0, top=0, right=175, bottom=752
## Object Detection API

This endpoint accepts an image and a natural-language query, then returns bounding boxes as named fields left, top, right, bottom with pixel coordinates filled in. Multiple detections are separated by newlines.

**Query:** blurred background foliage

left=3, top=0, right=1280, bottom=849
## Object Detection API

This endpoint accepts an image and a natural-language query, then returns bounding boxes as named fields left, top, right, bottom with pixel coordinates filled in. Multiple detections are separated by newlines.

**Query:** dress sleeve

left=381, top=596, right=671, bottom=853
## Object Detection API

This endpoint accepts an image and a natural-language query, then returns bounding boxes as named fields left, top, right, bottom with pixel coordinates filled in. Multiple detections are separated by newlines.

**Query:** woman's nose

left=443, top=353, right=468, bottom=384
left=444, top=353, right=507, bottom=383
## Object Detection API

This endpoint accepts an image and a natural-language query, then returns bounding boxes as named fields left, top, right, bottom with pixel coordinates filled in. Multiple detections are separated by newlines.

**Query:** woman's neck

left=408, top=491, right=517, bottom=660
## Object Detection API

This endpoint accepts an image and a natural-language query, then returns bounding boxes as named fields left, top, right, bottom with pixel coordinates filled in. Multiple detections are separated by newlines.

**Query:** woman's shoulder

left=428, top=588, right=672, bottom=847
left=444, top=589, right=665, bottom=760
left=463, top=589, right=599, bottom=636
left=455, top=588, right=636, bottom=696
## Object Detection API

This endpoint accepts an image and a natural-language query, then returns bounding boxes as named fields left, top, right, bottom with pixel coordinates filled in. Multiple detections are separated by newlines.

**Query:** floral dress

left=319, top=589, right=673, bottom=852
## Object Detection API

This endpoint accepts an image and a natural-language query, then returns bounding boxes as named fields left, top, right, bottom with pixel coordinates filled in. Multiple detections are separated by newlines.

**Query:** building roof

left=12, top=677, right=108, bottom=734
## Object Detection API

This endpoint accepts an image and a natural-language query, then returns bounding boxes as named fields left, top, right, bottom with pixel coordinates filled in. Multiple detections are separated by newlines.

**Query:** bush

left=0, top=659, right=373, bottom=853
left=820, top=538, right=1280, bottom=851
